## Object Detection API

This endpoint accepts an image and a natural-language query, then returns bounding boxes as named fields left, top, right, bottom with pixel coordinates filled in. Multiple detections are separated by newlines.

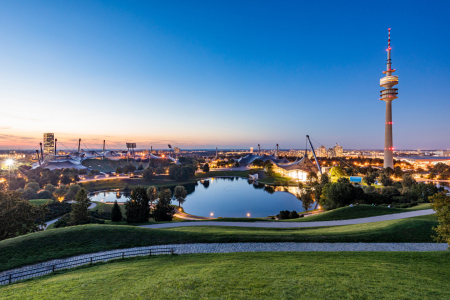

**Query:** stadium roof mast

left=380, top=28, right=399, bottom=169
left=54, top=139, right=57, bottom=155
left=306, top=135, right=322, bottom=175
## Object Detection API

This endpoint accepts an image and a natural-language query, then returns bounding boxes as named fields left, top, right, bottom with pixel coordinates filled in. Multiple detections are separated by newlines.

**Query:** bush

left=37, top=190, right=53, bottom=199
left=44, top=201, right=72, bottom=221
left=289, top=210, right=299, bottom=219
left=54, top=214, right=105, bottom=228
left=277, top=210, right=291, bottom=220
left=90, top=210, right=112, bottom=220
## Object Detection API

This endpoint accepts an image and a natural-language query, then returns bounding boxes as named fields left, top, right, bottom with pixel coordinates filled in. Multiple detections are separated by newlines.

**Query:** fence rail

left=0, top=247, right=174, bottom=285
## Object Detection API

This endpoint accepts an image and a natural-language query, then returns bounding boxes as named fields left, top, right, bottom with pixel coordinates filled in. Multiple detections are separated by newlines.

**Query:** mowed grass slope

left=1, top=252, right=450, bottom=299
left=0, top=215, right=439, bottom=272
left=285, top=203, right=432, bottom=222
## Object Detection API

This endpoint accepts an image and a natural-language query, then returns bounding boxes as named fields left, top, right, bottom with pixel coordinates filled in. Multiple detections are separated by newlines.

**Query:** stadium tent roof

left=238, top=154, right=289, bottom=166
left=32, top=154, right=88, bottom=170
left=274, top=156, right=319, bottom=173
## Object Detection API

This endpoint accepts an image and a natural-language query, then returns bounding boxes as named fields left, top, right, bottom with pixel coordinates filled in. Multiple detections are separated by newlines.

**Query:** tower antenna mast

left=380, top=28, right=398, bottom=169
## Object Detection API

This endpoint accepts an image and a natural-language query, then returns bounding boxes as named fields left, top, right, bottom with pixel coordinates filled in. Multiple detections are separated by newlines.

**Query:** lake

left=89, top=177, right=306, bottom=218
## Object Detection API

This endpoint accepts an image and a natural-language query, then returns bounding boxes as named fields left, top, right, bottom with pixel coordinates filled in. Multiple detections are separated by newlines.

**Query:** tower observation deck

left=380, top=28, right=398, bottom=169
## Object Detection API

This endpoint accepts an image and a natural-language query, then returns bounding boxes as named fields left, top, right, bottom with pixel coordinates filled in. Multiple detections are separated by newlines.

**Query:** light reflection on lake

left=89, top=177, right=306, bottom=218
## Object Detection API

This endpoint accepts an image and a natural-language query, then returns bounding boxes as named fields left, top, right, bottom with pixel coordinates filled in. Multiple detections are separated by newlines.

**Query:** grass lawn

left=28, top=199, right=52, bottom=206
left=282, top=203, right=432, bottom=222
left=0, top=214, right=439, bottom=272
left=1, top=252, right=449, bottom=299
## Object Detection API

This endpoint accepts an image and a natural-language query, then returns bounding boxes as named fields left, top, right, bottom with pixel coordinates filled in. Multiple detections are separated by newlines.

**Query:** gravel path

left=141, top=209, right=435, bottom=229
left=1, top=242, right=447, bottom=284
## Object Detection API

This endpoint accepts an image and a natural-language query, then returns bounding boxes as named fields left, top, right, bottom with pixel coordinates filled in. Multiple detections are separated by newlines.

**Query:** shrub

left=277, top=210, right=290, bottom=220
left=289, top=210, right=299, bottom=219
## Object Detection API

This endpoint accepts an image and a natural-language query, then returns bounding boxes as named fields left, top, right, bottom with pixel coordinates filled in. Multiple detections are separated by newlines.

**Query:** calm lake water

left=89, top=177, right=306, bottom=218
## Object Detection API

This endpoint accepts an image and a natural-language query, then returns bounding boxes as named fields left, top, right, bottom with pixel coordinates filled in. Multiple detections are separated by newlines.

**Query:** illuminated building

left=43, top=133, right=55, bottom=155
left=272, top=156, right=319, bottom=182
left=333, top=143, right=343, bottom=157
left=380, top=29, right=398, bottom=168
left=174, top=147, right=180, bottom=153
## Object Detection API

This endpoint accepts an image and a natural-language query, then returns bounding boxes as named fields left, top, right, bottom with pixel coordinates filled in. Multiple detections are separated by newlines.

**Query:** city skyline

left=1, top=1, right=449, bottom=150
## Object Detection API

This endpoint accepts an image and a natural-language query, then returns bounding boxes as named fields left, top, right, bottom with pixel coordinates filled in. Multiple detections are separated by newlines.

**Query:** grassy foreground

left=1, top=252, right=450, bottom=299
left=0, top=215, right=439, bottom=272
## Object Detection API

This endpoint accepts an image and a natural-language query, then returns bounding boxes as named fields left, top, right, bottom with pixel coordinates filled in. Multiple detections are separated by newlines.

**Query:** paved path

left=1, top=242, right=447, bottom=284
left=43, top=203, right=97, bottom=230
left=141, top=209, right=435, bottom=229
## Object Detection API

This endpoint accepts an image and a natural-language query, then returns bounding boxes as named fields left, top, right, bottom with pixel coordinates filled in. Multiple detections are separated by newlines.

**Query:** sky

left=0, top=0, right=449, bottom=151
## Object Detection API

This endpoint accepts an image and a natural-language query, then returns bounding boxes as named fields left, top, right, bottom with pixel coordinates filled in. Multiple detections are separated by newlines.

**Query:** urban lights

left=5, top=159, right=14, bottom=166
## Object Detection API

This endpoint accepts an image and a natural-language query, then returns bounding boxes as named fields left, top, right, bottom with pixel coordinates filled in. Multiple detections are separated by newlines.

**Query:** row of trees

left=112, top=185, right=188, bottom=223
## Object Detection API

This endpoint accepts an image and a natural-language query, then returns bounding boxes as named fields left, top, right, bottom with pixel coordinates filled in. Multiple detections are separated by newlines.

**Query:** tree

left=174, top=186, right=187, bottom=207
left=320, top=173, right=330, bottom=185
left=152, top=188, right=175, bottom=221
left=202, top=163, right=210, bottom=173
left=25, top=181, right=40, bottom=193
left=142, top=168, right=155, bottom=182
left=307, top=171, right=318, bottom=184
left=429, top=193, right=450, bottom=247
left=111, top=201, right=122, bottom=222
left=65, top=184, right=81, bottom=200
left=289, top=210, right=299, bottom=219
left=137, top=164, right=144, bottom=170
left=70, top=188, right=91, bottom=224
left=363, top=172, right=377, bottom=186
left=44, top=183, right=56, bottom=193
left=298, top=187, right=314, bottom=212
left=329, top=166, right=345, bottom=179
left=146, top=186, right=158, bottom=207
left=265, top=162, right=274, bottom=177
left=320, top=182, right=363, bottom=210
left=394, top=166, right=403, bottom=178
left=61, top=175, right=72, bottom=185
left=156, top=167, right=166, bottom=174
left=115, top=166, right=123, bottom=174
left=37, top=190, right=52, bottom=199
left=401, top=173, right=416, bottom=191
left=125, top=187, right=150, bottom=223
left=379, top=172, right=393, bottom=186
left=0, top=191, right=47, bottom=241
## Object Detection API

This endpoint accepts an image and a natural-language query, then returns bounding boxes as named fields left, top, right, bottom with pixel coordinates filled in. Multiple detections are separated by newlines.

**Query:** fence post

left=90, top=257, right=93, bottom=264
left=52, top=265, right=55, bottom=272
left=149, top=249, right=152, bottom=256
left=171, top=248, right=174, bottom=254
left=122, top=252, right=124, bottom=259
left=9, top=274, right=11, bottom=284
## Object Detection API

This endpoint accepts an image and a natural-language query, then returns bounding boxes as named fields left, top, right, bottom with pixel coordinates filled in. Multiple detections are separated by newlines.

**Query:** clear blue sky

left=0, top=0, right=449, bottom=150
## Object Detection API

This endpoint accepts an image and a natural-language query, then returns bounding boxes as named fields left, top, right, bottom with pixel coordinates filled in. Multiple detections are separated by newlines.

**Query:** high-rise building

left=333, top=143, right=343, bottom=157
left=250, top=147, right=253, bottom=153
left=174, top=147, right=180, bottom=153
left=315, top=145, right=327, bottom=157
left=380, top=28, right=398, bottom=169
left=43, top=133, right=55, bottom=155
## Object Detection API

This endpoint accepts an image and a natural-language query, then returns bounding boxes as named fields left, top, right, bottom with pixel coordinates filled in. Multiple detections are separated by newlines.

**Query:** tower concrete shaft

left=380, top=28, right=398, bottom=169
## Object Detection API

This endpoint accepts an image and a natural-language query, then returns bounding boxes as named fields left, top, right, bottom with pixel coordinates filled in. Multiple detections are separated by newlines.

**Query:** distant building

left=315, top=145, right=327, bottom=157
left=43, top=133, right=55, bottom=155
left=250, top=147, right=253, bottom=153
left=333, top=143, right=343, bottom=157
left=174, top=147, right=180, bottom=153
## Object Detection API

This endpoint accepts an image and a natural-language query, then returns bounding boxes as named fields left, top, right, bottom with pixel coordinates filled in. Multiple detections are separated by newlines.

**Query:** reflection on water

left=89, top=177, right=306, bottom=218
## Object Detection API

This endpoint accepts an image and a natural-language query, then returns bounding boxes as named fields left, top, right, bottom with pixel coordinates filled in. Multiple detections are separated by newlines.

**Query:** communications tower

left=380, top=28, right=398, bottom=169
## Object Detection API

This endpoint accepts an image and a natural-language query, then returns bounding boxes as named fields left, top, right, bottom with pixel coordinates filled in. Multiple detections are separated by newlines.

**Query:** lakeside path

left=141, top=209, right=435, bottom=229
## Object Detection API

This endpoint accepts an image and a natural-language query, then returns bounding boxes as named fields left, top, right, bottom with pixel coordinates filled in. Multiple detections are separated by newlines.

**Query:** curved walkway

left=141, top=209, right=435, bottom=229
